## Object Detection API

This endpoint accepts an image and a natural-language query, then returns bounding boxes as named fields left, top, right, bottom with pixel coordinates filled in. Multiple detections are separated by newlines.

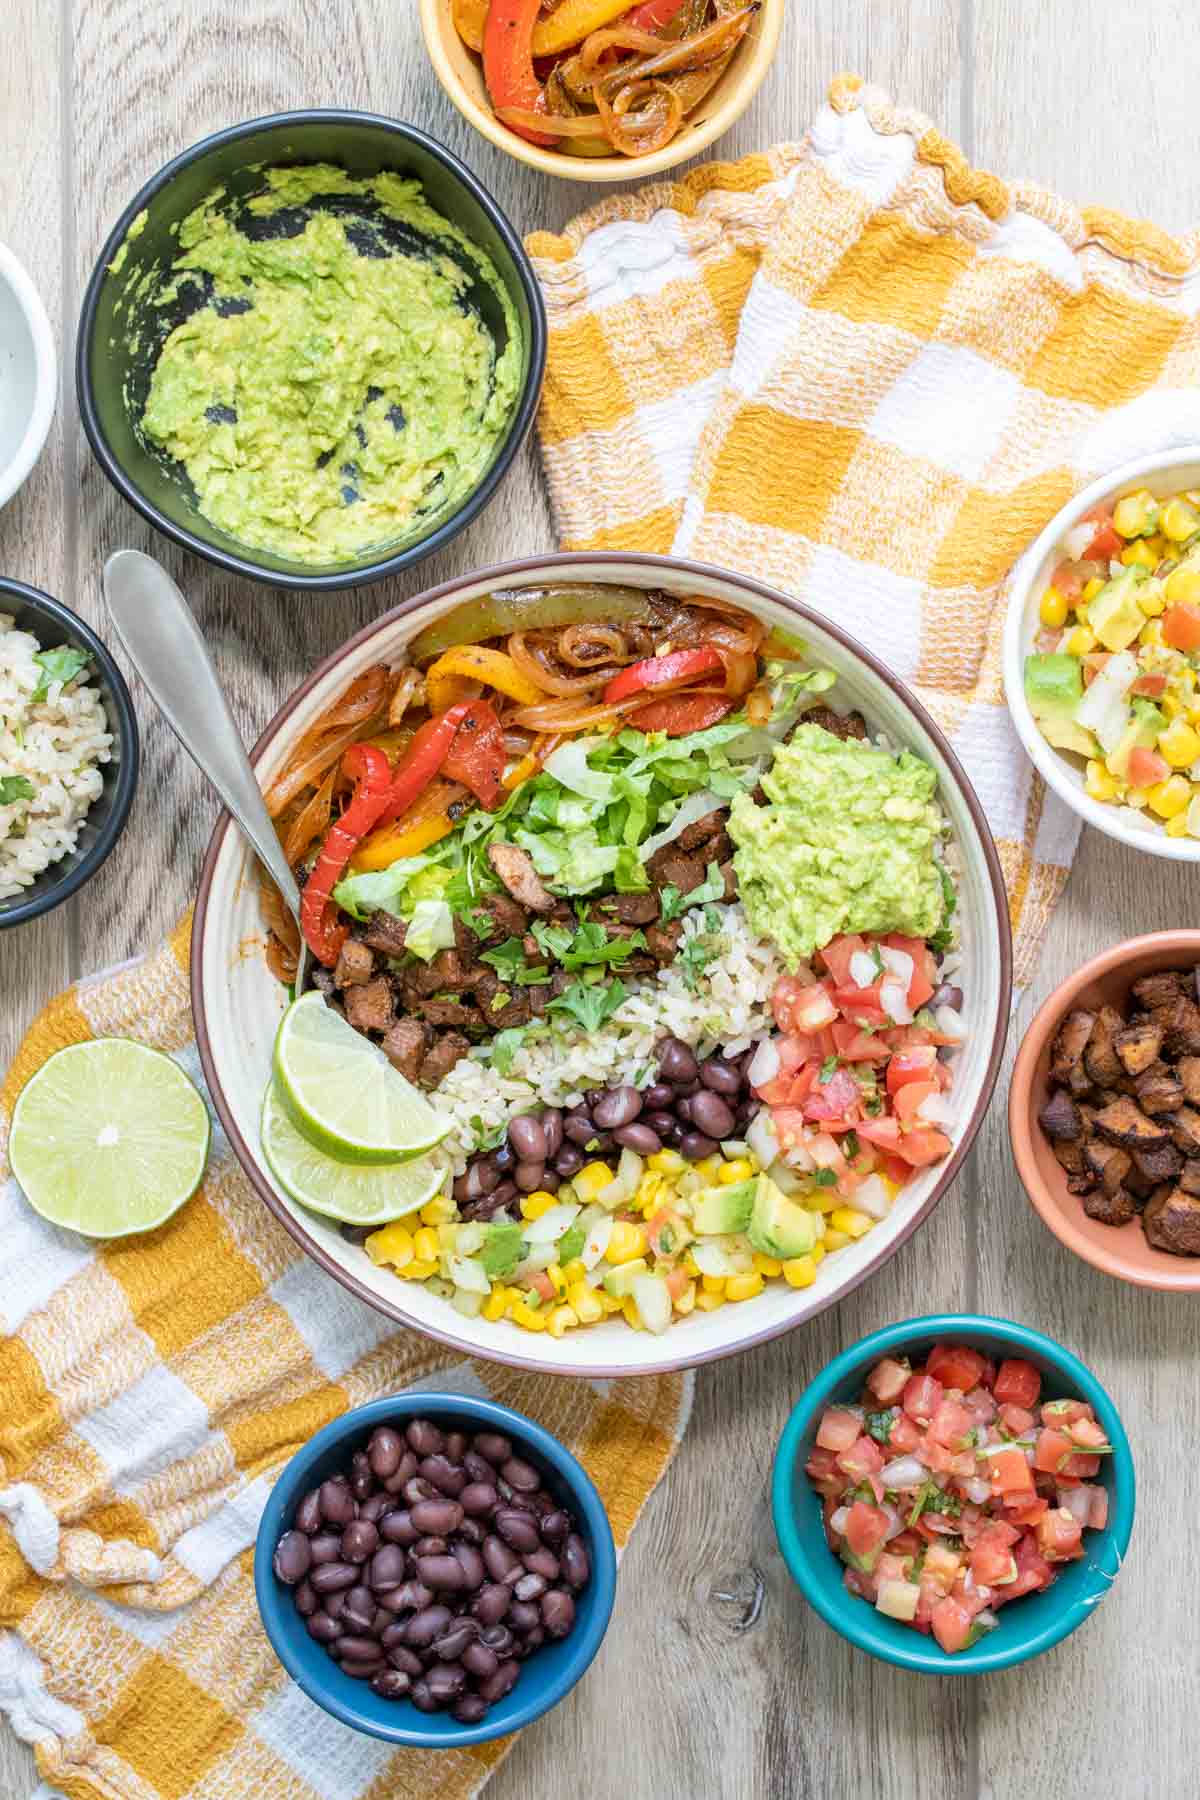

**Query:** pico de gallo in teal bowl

left=772, top=1316, right=1135, bottom=1673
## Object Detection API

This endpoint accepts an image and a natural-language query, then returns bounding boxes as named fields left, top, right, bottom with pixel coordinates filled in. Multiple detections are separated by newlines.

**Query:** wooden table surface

left=3, top=3, right=1198, bottom=1795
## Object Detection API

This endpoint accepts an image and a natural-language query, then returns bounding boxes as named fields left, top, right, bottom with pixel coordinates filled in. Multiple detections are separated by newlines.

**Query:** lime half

left=261, top=1080, right=448, bottom=1225
left=9, top=1039, right=211, bottom=1238
left=273, top=990, right=450, bottom=1164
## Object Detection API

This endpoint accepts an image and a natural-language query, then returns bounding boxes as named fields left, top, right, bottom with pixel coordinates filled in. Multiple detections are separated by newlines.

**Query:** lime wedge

left=9, top=1039, right=210, bottom=1238
left=273, top=990, right=450, bottom=1164
left=261, top=1080, right=449, bottom=1225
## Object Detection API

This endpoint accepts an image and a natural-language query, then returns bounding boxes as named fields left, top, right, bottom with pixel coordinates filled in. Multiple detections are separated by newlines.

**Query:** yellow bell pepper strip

left=484, top=0, right=556, bottom=146
left=425, top=644, right=544, bottom=713
left=352, top=809, right=455, bottom=873
left=531, top=0, right=638, bottom=57
left=452, top=0, right=489, bottom=52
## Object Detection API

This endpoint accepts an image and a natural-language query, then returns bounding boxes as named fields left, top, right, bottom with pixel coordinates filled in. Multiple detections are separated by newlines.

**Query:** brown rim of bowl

left=192, top=551, right=1014, bottom=1375
left=1009, top=929, right=1200, bottom=1292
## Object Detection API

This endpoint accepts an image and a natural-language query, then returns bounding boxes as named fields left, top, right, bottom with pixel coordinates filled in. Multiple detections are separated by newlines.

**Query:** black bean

left=367, top=1544, right=407, bottom=1590
left=465, top=1160, right=500, bottom=1200
left=520, top=1626, right=546, bottom=1657
left=446, top=1430, right=467, bottom=1460
left=340, top=1222, right=372, bottom=1246
left=307, top=1612, right=341, bottom=1643
left=507, top=1598, right=541, bottom=1633
left=514, top=1159, right=546, bottom=1193
left=341, top=1657, right=386, bottom=1680
left=500, top=1456, right=540, bottom=1493
left=473, top=1582, right=511, bottom=1626
left=562, top=1534, right=590, bottom=1590
left=699, top=1055, right=742, bottom=1094
left=539, top=1509, right=570, bottom=1545
left=420, top=1453, right=467, bottom=1497
left=642, top=1110, right=677, bottom=1140
left=385, top=1643, right=423, bottom=1675
left=478, top=1624, right=514, bottom=1654
left=409, top=1678, right=439, bottom=1712
left=432, top=1619, right=478, bottom=1660
left=403, top=1476, right=436, bottom=1506
left=553, top=1143, right=585, bottom=1178
left=371, top=1668, right=412, bottom=1698
left=309, top=1532, right=342, bottom=1566
left=524, top=1546, right=561, bottom=1581
left=453, top=1693, right=490, bottom=1724
left=495, top=1509, right=540, bottom=1553
left=379, top=1508, right=418, bottom=1546
left=457, top=1517, right=486, bottom=1547
left=413, top=1497, right=465, bottom=1536
left=413, top=1535, right=448, bottom=1558
left=482, top=1535, right=520, bottom=1581
left=679, top=1130, right=718, bottom=1162
left=459, top=1480, right=498, bottom=1516
left=674, top=1077, right=701, bottom=1099
left=689, top=1090, right=736, bottom=1139
left=932, top=982, right=963, bottom=1011
left=336, top=1633, right=383, bottom=1662
left=416, top=1554, right=467, bottom=1591
left=295, top=1487, right=323, bottom=1535
left=453, top=1542, right=485, bottom=1588
left=542, top=1589, right=575, bottom=1638
left=350, top=1450, right=374, bottom=1501
left=514, top=1571, right=548, bottom=1601
left=426, top=1660, right=466, bottom=1703
left=642, top=1082, right=674, bottom=1112
left=735, top=1098, right=760, bottom=1128
left=463, top=1640, right=499, bottom=1680
left=479, top=1660, right=521, bottom=1703
left=539, top=1168, right=562, bottom=1194
left=319, top=1479, right=356, bottom=1526
left=273, top=1530, right=311, bottom=1584
left=564, top=1113, right=597, bottom=1146
left=341, top=1586, right=377, bottom=1632
left=658, top=1037, right=698, bottom=1083
left=584, top=1088, right=607, bottom=1111
left=453, top=1173, right=472, bottom=1204
left=310, top=1561, right=358, bottom=1594
left=404, top=1604, right=454, bottom=1647
left=341, top=1519, right=379, bottom=1564
left=473, top=1432, right=513, bottom=1466
left=294, top=1579, right=318, bottom=1617
left=372, top=1606, right=397, bottom=1636
left=592, top=1085, right=642, bottom=1130
left=542, top=1110, right=564, bottom=1158
left=675, top=1093, right=694, bottom=1122
left=614, top=1122, right=661, bottom=1155
left=322, top=1590, right=349, bottom=1621
left=359, top=1492, right=390, bottom=1524
left=406, top=1419, right=444, bottom=1458
left=488, top=1179, right=519, bottom=1212
left=508, top=1114, right=547, bottom=1161
left=463, top=1451, right=494, bottom=1484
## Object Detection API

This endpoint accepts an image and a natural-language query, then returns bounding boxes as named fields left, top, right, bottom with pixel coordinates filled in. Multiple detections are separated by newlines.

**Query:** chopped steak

left=1168, top=1106, right=1200, bottom=1155
left=1143, top=1185, right=1200, bottom=1256
left=1130, top=1141, right=1183, bottom=1185
left=1083, top=1140, right=1131, bottom=1195
left=1049, top=1009, right=1096, bottom=1086
left=417, top=1031, right=472, bottom=1090
left=1083, top=1185, right=1137, bottom=1227
left=343, top=976, right=396, bottom=1036
left=1176, top=1055, right=1200, bottom=1106
left=1178, top=1159, right=1200, bottom=1197
left=1039, top=1089, right=1082, bottom=1141
left=1083, top=1005, right=1125, bottom=1088
left=803, top=706, right=868, bottom=742
left=1131, top=971, right=1190, bottom=1011
left=472, top=892, right=530, bottom=942
left=333, top=939, right=375, bottom=988
left=473, top=969, right=533, bottom=1030
left=719, top=860, right=737, bottom=902
left=361, top=911, right=409, bottom=958
left=410, top=996, right=484, bottom=1031
left=600, top=892, right=660, bottom=926
left=1158, top=994, right=1200, bottom=1058
left=646, top=920, right=684, bottom=964
left=1114, top=1019, right=1163, bottom=1076
left=1092, top=1095, right=1170, bottom=1150
left=1133, top=1065, right=1185, bottom=1115
left=487, top=842, right=555, bottom=914
left=644, top=849, right=706, bottom=892
left=382, top=1018, right=430, bottom=1082
left=675, top=809, right=729, bottom=852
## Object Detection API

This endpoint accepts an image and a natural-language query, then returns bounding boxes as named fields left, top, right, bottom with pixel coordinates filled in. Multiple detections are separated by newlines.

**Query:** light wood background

left=2, top=3, right=1198, bottom=1796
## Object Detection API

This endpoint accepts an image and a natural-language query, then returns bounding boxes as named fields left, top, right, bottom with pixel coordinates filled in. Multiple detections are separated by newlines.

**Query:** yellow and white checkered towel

left=529, top=76, right=1200, bottom=987
left=0, top=918, right=690, bottom=1800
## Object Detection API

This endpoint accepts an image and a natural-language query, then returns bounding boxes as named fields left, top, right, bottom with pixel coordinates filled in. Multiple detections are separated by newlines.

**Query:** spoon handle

left=102, top=549, right=301, bottom=917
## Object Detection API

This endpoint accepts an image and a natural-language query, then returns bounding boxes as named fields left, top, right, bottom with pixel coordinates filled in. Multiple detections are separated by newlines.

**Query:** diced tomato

left=887, top=1412, right=923, bottom=1454
left=662, top=1264, right=691, bottom=1302
left=816, top=1408, right=863, bottom=1453
left=1079, top=509, right=1124, bottom=561
left=886, top=1046, right=940, bottom=1095
left=857, top=1116, right=902, bottom=1153
left=832, top=985, right=892, bottom=1029
left=928, top=1398, right=974, bottom=1448
left=887, top=1530, right=923, bottom=1557
left=1058, top=1451, right=1101, bottom=1478
left=998, top=1403, right=1036, bottom=1437
left=993, top=1358, right=1042, bottom=1410
left=791, top=985, right=840, bottom=1032
left=1041, top=1398, right=1092, bottom=1427
left=1036, top=1506, right=1084, bottom=1563
left=1050, top=557, right=1086, bottom=601
left=831, top=1018, right=890, bottom=1062
left=922, top=1541, right=963, bottom=1594
left=866, top=1357, right=912, bottom=1404
left=961, top=1386, right=997, bottom=1427
left=881, top=1152, right=914, bottom=1187
left=836, top=1434, right=886, bottom=1480
left=1065, top=1415, right=1109, bottom=1450
left=995, top=1533, right=1055, bottom=1604
left=931, top=1596, right=974, bottom=1654
left=1005, top=1495, right=1048, bottom=1528
left=1034, top=1428, right=1074, bottom=1474
left=817, top=934, right=867, bottom=988
left=1128, top=746, right=1170, bottom=788
left=902, top=1373, right=943, bottom=1424
left=883, top=934, right=937, bottom=1008
left=805, top=1446, right=844, bottom=1496
left=990, top=1447, right=1035, bottom=1497
left=917, top=1511, right=965, bottom=1540
left=876, top=1550, right=915, bottom=1585
left=1087, top=1486, right=1109, bottom=1531
left=802, top=1068, right=861, bottom=1122
left=969, top=1538, right=1019, bottom=1586
left=892, top=1126, right=953, bottom=1168
left=893, top=1080, right=939, bottom=1125
left=920, top=1437, right=959, bottom=1476
left=1163, top=602, right=1200, bottom=651
left=769, top=1105, right=810, bottom=1148
left=844, top=1500, right=891, bottom=1561
left=1131, top=671, right=1169, bottom=698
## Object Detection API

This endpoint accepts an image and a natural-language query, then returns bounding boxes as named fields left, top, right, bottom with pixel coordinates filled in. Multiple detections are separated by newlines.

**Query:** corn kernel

left=561, top=1258, right=587, bottom=1286
left=726, top=1273, right=765, bottom=1302
left=1064, top=625, right=1097, bottom=656
left=546, top=1263, right=568, bottom=1298
left=605, top=1221, right=647, bottom=1264
left=1039, top=586, right=1068, bottom=628
left=1158, top=719, right=1200, bottom=769
left=673, top=1281, right=697, bottom=1316
left=520, top=1190, right=558, bottom=1221
left=695, top=1289, right=726, bottom=1312
left=695, top=1156, right=722, bottom=1181
left=719, top=1158, right=755, bottom=1185
left=1138, top=584, right=1167, bottom=617
left=783, top=1255, right=817, bottom=1288
left=482, top=1285, right=508, bottom=1322
left=824, top=1228, right=850, bottom=1252
left=574, top=1161, right=614, bottom=1201
left=1085, top=759, right=1118, bottom=802
left=599, top=1291, right=623, bottom=1314
left=810, top=1242, right=827, bottom=1265
left=1166, top=812, right=1191, bottom=836
left=509, top=1301, right=547, bottom=1332
left=546, top=1304, right=579, bottom=1339
left=701, top=1274, right=726, bottom=1295
left=1166, top=568, right=1200, bottom=605
left=1161, top=498, right=1200, bottom=542
left=419, top=1194, right=456, bottom=1226
left=621, top=1296, right=642, bottom=1330
left=1162, top=694, right=1183, bottom=718
left=830, top=1206, right=873, bottom=1239
left=647, top=1149, right=686, bottom=1174
left=567, top=1280, right=605, bottom=1324
left=411, top=1227, right=439, bottom=1263
left=1122, top=540, right=1158, bottom=569
left=752, top=1252, right=783, bottom=1277
left=683, top=1250, right=702, bottom=1278
left=1114, top=489, right=1158, bottom=538
left=1148, top=775, right=1192, bottom=819
left=403, top=1258, right=438, bottom=1281
left=365, top=1223, right=414, bottom=1269
left=1080, top=576, right=1106, bottom=604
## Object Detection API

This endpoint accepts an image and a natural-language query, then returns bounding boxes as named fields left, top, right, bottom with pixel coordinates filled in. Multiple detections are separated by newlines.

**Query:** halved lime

left=261, top=1080, right=449, bottom=1225
left=273, top=991, right=450, bottom=1164
left=9, top=1039, right=211, bottom=1238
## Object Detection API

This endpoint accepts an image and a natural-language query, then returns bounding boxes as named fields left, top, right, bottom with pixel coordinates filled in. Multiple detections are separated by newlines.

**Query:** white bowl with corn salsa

left=193, top=554, right=1011, bottom=1377
left=1006, top=450, right=1200, bottom=858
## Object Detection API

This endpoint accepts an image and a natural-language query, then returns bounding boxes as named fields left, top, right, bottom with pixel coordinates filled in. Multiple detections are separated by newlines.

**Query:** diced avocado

left=1039, top=713, right=1100, bottom=758
left=602, top=1258, right=649, bottom=1299
left=747, top=1174, right=819, bottom=1260
left=1088, top=567, right=1147, bottom=652
left=1131, top=697, right=1168, bottom=744
left=691, top=1178, right=756, bottom=1236
left=1024, top=653, right=1083, bottom=724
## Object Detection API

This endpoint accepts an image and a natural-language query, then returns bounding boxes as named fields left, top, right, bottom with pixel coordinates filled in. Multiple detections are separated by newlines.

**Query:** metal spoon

left=102, top=548, right=309, bottom=993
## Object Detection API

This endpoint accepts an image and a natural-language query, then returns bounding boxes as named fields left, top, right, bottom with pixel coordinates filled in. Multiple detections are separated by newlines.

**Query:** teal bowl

left=772, top=1315, right=1135, bottom=1674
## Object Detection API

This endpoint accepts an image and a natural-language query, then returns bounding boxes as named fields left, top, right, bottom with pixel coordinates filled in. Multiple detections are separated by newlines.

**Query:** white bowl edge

left=0, top=241, right=57, bottom=511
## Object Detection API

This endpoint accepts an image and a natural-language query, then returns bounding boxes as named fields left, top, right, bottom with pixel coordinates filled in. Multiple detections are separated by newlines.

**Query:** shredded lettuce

left=332, top=849, right=451, bottom=922
left=404, top=898, right=456, bottom=962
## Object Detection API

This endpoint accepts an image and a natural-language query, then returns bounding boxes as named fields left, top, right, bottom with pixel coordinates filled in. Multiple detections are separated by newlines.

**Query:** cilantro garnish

left=479, top=937, right=549, bottom=985
left=812, top=1168, right=837, bottom=1189
left=547, top=977, right=627, bottom=1032
left=658, top=861, right=724, bottom=927
left=842, top=1129, right=860, bottom=1158
left=31, top=646, right=89, bottom=703
left=865, top=1409, right=896, bottom=1445
left=533, top=918, right=647, bottom=971
left=0, top=775, right=34, bottom=806
left=907, top=1480, right=962, bottom=1528
left=928, top=863, right=958, bottom=954
left=658, top=884, right=683, bottom=924
left=818, top=1054, right=839, bottom=1084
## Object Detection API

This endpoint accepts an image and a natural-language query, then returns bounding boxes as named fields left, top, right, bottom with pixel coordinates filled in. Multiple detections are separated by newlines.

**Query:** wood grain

left=3, top=1, right=1199, bottom=1795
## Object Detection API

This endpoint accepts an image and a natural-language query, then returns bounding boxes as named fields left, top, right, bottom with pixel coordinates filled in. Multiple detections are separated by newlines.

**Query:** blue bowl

left=254, top=1393, right=616, bottom=1746
left=772, top=1315, right=1135, bottom=1674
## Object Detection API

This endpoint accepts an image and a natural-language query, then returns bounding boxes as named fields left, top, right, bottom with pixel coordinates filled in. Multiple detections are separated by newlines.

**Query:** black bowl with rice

left=0, top=580, right=139, bottom=928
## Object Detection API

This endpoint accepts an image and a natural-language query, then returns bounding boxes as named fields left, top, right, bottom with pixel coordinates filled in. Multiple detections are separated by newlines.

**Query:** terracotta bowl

left=1010, top=930, right=1200, bottom=1291
left=418, top=0, right=784, bottom=184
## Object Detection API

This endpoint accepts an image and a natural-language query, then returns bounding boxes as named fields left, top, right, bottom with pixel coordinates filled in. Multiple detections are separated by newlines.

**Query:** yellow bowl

left=418, top=0, right=784, bottom=183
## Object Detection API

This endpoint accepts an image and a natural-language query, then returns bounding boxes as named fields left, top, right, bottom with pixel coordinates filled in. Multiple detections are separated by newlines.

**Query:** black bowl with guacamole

left=77, top=111, right=546, bottom=591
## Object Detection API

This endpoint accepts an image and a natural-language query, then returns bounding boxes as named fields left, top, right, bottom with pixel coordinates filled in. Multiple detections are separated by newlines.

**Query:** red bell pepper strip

left=624, top=0, right=689, bottom=26
left=603, top=646, right=724, bottom=705
left=443, top=699, right=507, bottom=811
left=300, top=744, right=394, bottom=967
left=483, top=0, right=556, bottom=147
left=630, top=692, right=733, bottom=736
left=373, top=703, right=474, bottom=831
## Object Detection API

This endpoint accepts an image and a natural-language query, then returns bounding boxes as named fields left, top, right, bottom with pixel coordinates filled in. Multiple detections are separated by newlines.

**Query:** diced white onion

left=691, top=1237, right=753, bottom=1277
left=581, top=1213, right=614, bottom=1270
left=630, top=1273, right=672, bottom=1335
left=830, top=1506, right=851, bottom=1535
left=747, top=1108, right=781, bottom=1169
left=879, top=946, right=915, bottom=990
left=782, top=1138, right=817, bottom=1171
left=974, top=1608, right=999, bottom=1634
left=455, top=1222, right=485, bottom=1256
left=963, top=1477, right=992, bottom=1505
left=880, top=979, right=914, bottom=1025
left=747, top=1037, right=781, bottom=1087
left=934, top=1004, right=967, bottom=1041
left=514, top=1245, right=557, bottom=1275
left=1061, top=522, right=1094, bottom=561
left=448, top=1255, right=491, bottom=1295
left=916, top=1092, right=956, bottom=1127
left=598, top=1148, right=643, bottom=1210
left=1075, top=649, right=1137, bottom=741
left=522, top=1202, right=581, bottom=1245
left=451, top=1287, right=484, bottom=1318
left=1059, top=1485, right=1092, bottom=1525
left=853, top=1173, right=895, bottom=1219
left=849, top=951, right=879, bottom=989
left=640, top=789, right=725, bottom=860
left=880, top=1455, right=926, bottom=1489
left=767, top=1158, right=805, bottom=1195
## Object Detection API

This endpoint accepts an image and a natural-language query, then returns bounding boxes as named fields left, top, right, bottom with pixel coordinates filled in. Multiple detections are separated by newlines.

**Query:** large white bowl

left=193, top=554, right=1012, bottom=1376
left=0, top=241, right=56, bottom=511
left=1003, top=447, right=1200, bottom=861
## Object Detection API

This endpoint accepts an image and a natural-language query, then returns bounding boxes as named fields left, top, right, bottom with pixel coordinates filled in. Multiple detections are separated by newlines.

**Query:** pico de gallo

left=807, top=1344, right=1111, bottom=1653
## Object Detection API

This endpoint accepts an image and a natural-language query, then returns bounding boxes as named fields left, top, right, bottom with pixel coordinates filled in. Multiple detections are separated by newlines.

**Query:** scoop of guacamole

left=138, top=166, right=522, bottom=565
left=729, top=724, right=948, bottom=966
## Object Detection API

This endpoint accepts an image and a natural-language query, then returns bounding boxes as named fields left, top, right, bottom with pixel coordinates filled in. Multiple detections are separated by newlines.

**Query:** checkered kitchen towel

left=0, top=918, right=691, bottom=1799
left=529, top=75, right=1200, bottom=988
